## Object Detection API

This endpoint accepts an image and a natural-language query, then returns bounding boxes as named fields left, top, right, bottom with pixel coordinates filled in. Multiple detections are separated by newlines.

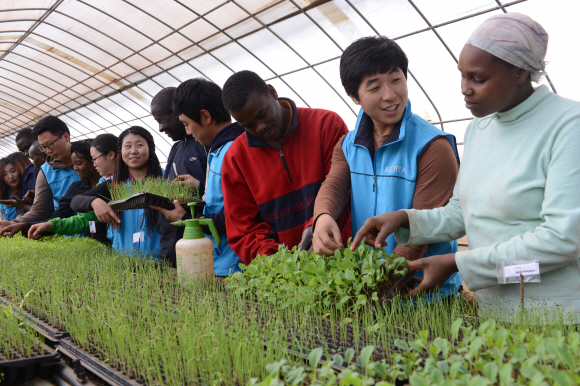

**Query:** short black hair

left=340, top=36, right=408, bottom=100
left=222, top=70, right=269, bottom=112
left=172, top=78, right=231, bottom=124
left=91, top=133, right=118, bottom=157
left=32, top=116, right=70, bottom=137
left=151, top=87, right=176, bottom=113
left=70, top=139, right=93, bottom=161
left=15, top=127, right=35, bottom=142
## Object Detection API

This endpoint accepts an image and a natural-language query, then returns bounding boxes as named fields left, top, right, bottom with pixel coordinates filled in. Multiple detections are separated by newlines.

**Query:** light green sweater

left=396, top=86, right=580, bottom=318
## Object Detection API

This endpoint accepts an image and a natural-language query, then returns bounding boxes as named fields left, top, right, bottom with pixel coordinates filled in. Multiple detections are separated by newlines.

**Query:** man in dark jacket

left=151, top=87, right=208, bottom=267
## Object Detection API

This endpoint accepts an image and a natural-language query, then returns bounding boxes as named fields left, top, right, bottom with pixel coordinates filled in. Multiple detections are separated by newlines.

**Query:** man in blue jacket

left=0, top=117, right=79, bottom=236
left=152, top=78, right=244, bottom=276
left=311, top=36, right=462, bottom=302
left=151, top=87, right=208, bottom=267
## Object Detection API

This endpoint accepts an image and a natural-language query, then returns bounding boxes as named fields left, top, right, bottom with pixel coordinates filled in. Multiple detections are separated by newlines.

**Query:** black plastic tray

left=108, top=192, right=204, bottom=213
left=58, top=339, right=140, bottom=386
left=0, top=344, right=61, bottom=384
left=0, top=296, right=69, bottom=342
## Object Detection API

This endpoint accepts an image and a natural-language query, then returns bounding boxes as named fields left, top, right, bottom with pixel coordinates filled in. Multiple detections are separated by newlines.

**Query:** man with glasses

left=0, top=116, right=80, bottom=236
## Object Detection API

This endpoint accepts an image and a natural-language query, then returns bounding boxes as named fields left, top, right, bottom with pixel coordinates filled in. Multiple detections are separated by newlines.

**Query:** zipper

left=373, top=176, right=376, bottom=192
left=279, top=150, right=293, bottom=183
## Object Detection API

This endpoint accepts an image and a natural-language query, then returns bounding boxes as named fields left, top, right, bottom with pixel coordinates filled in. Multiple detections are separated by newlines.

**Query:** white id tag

left=133, top=231, right=145, bottom=243
left=497, top=260, right=541, bottom=284
left=89, top=221, right=96, bottom=233
left=503, top=262, right=540, bottom=278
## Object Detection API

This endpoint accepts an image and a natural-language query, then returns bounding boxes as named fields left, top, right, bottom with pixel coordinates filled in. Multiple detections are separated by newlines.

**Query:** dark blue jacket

left=16, top=164, right=39, bottom=216
left=157, top=135, right=209, bottom=265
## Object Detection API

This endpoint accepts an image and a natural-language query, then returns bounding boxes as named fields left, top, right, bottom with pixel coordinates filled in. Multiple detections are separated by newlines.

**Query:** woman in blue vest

left=0, top=153, right=34, bottom=221
left=311, top=36, right=462, bottom=302
left=70, top=127, right=162, bottom=259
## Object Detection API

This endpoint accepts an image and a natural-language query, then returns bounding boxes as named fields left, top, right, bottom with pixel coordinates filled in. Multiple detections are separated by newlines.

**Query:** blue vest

left=204, top=142, right=243, bottom=276
left=0, top=204, right=16, bottom=221
left=41, top=162, right=81, bottom=209
left=107, top=177, right=162, bottom=260
left=343, top=100, right=462, bottom=300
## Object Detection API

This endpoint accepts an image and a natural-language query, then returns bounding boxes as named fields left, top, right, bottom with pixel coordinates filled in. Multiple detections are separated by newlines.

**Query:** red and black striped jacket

left=222, top=98, right=351, bottom=264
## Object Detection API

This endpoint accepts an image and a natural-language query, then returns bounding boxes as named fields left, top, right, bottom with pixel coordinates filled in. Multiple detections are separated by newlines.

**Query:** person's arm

left=12, top=171, right=53, bottom=223
left=392, top=137, right=459, bottom=261
left=313, top=136, right=350, bottom=225
left=70, top=181, right=111, bottom=213
left=222, top=151, right=279, bottom=265
left=311, top=136, right=351, bottom=254
left=49, top=211, right=98, bottom=235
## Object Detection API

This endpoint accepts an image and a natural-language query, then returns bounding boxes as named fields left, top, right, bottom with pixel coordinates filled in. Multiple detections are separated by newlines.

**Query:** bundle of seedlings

left=226, top=243, right=409, bottom=312
left=108, top=177, right=202, bottom=211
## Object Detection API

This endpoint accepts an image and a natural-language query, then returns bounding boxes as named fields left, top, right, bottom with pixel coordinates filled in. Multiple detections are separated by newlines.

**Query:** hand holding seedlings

left=28, top=222, right=52, bottom=239
left=22, top=190, right=35, bottom=203
left=351, top=210, right=410, bottom=250
left=0, top=222, right=27, bottom=237
left=150, top=200, right=186, bottom=222
left=172, top=174, right=200, bottom=190
left=312, top=214, right=343, bottom=255
left=405, top=253, right=458, bottom=297
left=91, top=198, right=120, bottom=224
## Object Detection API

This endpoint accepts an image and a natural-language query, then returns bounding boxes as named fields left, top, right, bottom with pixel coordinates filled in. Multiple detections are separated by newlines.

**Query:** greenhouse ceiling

left=0, top=0, right=577, bottom=164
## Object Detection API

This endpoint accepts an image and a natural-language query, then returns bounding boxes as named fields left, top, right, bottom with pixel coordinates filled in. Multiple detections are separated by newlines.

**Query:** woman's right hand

left=28, top=222, right=52, bottom=239
left=91, top=198, right=120, bottom=224
left=350, top=211, right=409, bottom=250
left=312, top=214, right=343, bottom=256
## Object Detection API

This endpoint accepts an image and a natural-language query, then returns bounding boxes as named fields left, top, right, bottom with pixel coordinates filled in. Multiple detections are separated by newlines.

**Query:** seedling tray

left=109, top=192, right=204, bottom=213
left=0, top=343, right=60, bottom=385
left=380, top=270, right=419, bottom=305
left=58, top=338, right=140, bottom=386
left=0, top=296, right=69, bottom=342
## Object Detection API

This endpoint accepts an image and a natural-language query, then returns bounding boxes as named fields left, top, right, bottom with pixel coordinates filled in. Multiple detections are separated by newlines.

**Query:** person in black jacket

left=150, top=87, right=208, bottom=267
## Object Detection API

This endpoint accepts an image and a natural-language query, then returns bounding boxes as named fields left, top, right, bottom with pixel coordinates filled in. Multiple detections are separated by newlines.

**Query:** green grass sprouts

left=109, top=177, right=199, bottom=203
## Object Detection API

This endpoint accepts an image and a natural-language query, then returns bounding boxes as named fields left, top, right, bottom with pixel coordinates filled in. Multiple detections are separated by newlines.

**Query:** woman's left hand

left=406, top=253, right=458, bottom=297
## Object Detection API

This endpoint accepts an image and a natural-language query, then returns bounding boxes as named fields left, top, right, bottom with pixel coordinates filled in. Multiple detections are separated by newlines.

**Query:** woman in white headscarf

left=350, top=13, right=580, bottom=319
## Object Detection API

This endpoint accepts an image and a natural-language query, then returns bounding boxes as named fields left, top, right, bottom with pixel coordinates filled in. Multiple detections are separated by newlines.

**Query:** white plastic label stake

left=133, top=231, right=145, bottom=243
left=88, top=221, right=96, bottom=233
left=503, top=262, right=540, bottom=278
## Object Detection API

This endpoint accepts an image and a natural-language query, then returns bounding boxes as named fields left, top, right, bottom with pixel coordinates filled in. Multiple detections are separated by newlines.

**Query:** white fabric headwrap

left=466, top=13, right=548, bottom=82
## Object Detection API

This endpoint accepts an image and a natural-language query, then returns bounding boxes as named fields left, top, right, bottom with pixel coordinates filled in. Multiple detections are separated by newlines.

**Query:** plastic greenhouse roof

left=0, top=0, right=577, bottom=164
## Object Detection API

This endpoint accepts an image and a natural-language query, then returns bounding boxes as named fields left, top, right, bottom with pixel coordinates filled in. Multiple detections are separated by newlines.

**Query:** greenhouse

left=1, top=0, right=580, bottom=385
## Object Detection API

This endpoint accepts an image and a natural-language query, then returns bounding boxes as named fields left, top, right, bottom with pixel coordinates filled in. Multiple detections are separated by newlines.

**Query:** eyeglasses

left=91, top=153, right=105, bottom=163
left=39, top=134, right=63, bottom=153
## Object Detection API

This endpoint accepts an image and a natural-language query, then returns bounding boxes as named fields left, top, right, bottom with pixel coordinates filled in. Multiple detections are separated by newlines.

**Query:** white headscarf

left=466, top=13, right=548, bottom=82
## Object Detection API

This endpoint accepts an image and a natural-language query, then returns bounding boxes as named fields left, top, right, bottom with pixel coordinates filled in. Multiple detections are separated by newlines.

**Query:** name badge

left=503, top=262, right=540, bottom=278
left=133, top=231, right=145, bottom=243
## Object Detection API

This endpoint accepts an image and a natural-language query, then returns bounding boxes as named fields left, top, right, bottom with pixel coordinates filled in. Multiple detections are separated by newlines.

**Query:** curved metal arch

left=0, top=0, right=65, bottom=62
left=407, top=0, right=458, bottom=64
left=173, top=0, right=311, bottom=108
left=232, top=0, right=360, bottom=113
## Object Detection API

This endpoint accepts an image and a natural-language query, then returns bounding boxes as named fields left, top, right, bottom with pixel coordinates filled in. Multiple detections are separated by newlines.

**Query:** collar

left=46, top=155, right=74, bottom=170
left=210, top=122, right=245, bottom=154
left=245, top=97, right=298, bottom=148
left=494, top=85, right=550, bottom=125
left=354, top=99, right=411, bottom=152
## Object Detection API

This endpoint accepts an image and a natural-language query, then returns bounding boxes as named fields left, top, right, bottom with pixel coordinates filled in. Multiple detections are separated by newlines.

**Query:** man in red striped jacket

left=221, top=70, right=351, bottom=265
